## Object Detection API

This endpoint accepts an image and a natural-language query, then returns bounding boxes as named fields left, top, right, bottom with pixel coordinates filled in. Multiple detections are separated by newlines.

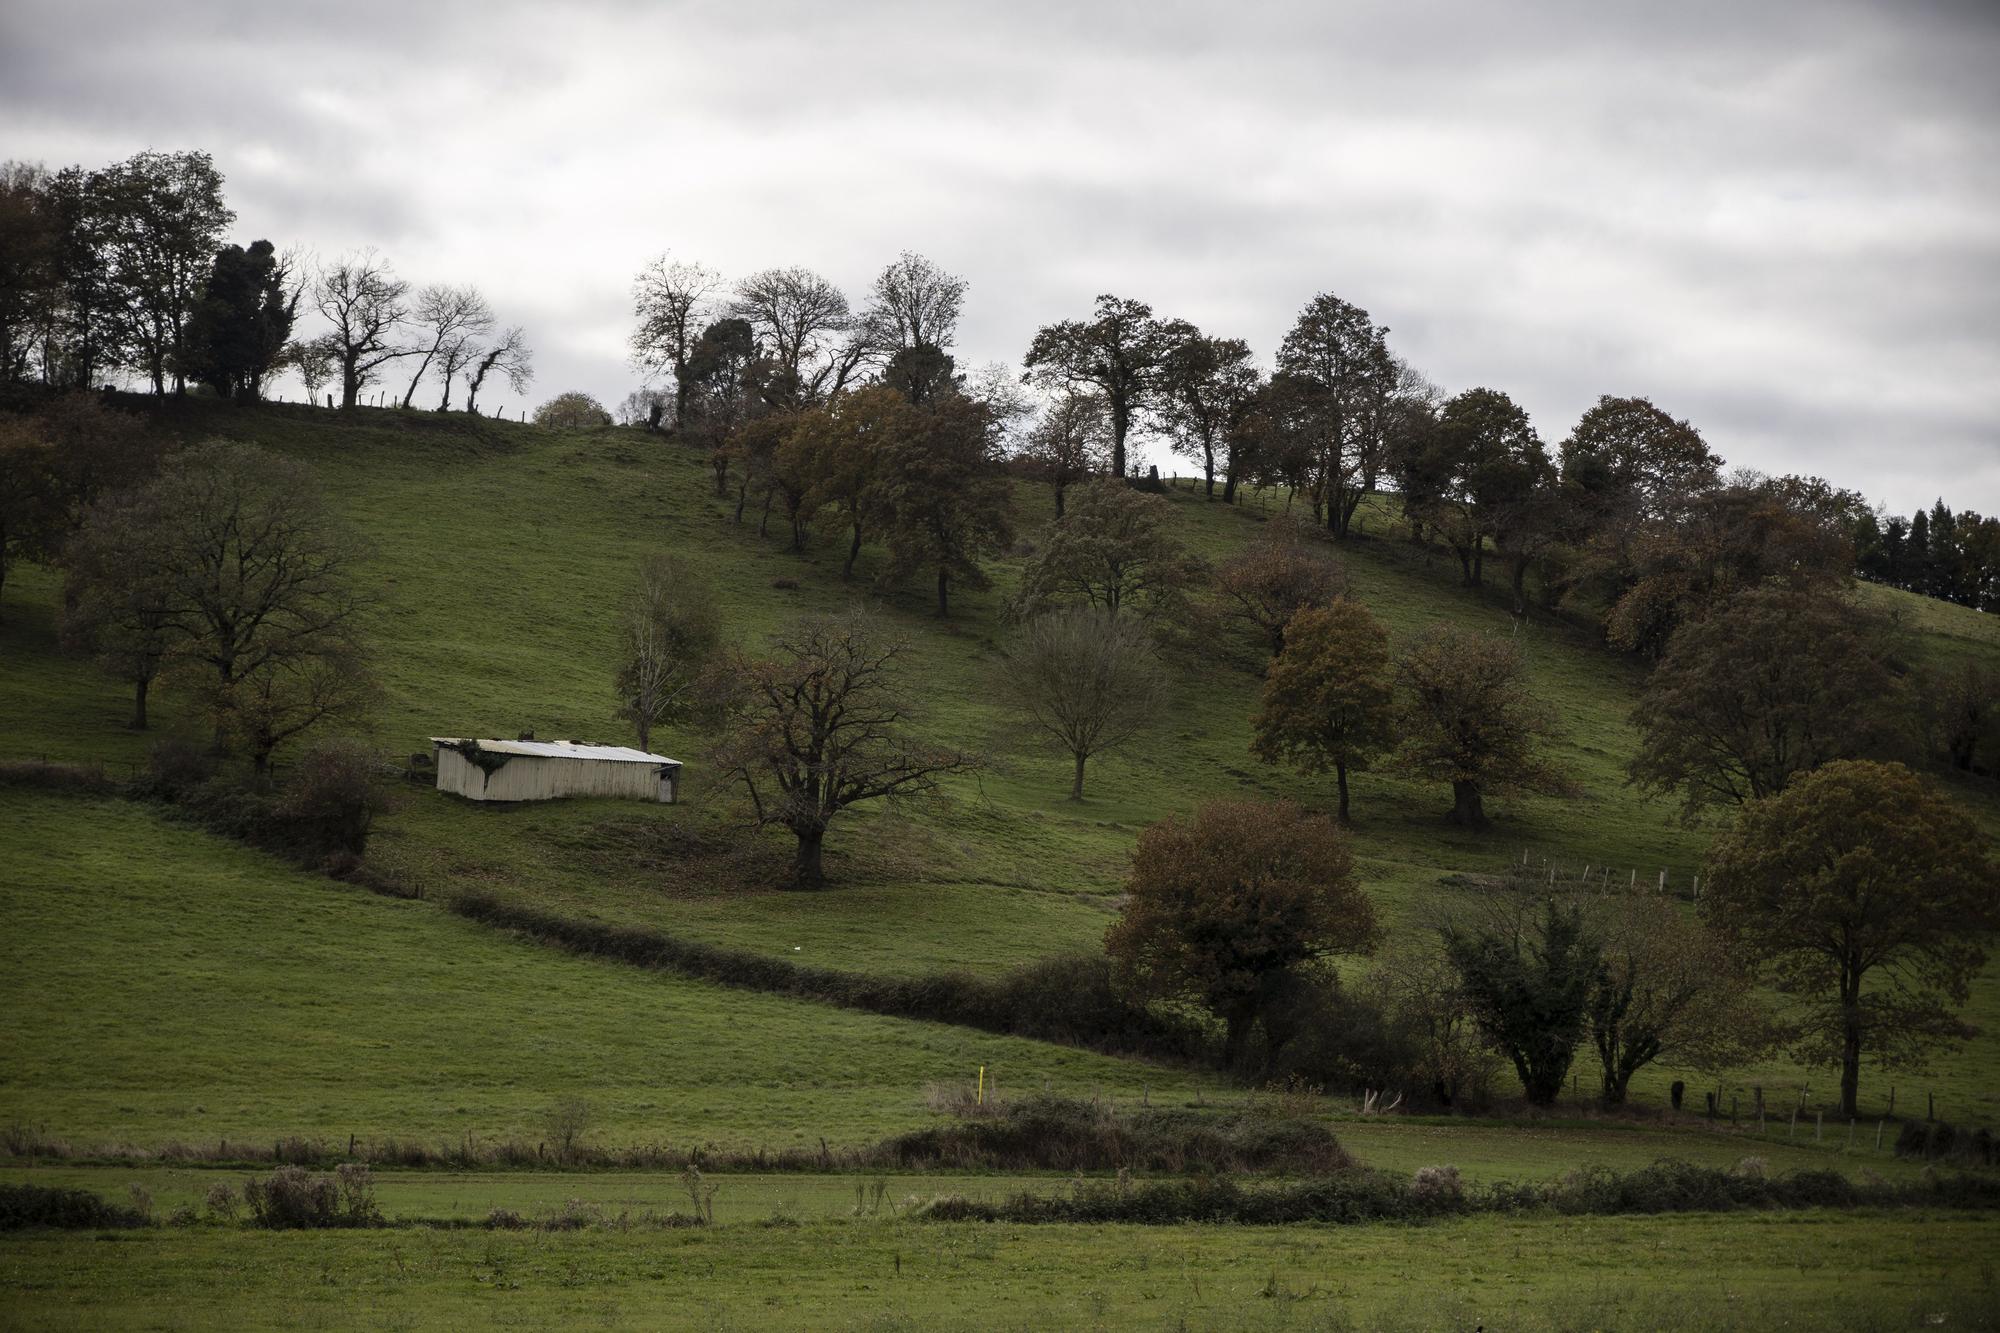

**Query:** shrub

left=278, top=738, right=390, bottom=858
left=1411, top=1165, right=1464, bottom=1206
left=138, top=737, right=218, bottom=799
left=204, top=1182, right=238, bottom=1222
left=241, top=1164, right=380, bottom=1229
left=0, top=1183, right=149, bottom=1230
left=544, top=1098, right=593, bottom=1162
left=0, top=760, right=117, bottom=794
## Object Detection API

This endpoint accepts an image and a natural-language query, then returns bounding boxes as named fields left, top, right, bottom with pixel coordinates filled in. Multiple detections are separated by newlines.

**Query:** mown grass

left=0, top=1211, right=1993, bottom=1330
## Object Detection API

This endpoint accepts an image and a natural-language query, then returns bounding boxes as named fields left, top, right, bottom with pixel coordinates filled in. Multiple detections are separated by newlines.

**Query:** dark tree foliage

left=1159, top=330, right=1259, bottom=501
left=1250, top=598, right=1395, bottom=823
left=182, top=240, right=298, bottom=400
left=1393, top=623, right=1569, bottom=830
left=1023, top=294, right=1183, bottom=478
left=1439, top=896, right=1600, bottom=1106
left=1856, top=498, right=2000, bottom=613
left=1269, top=294, right=1395, bottom=537
left=1106, top=798, right=1377, bottom=1070
left=874, top=393, right=1015, bottom=616
left=1628, top=584, right=1905, bottom=818
left=1703, top=760, right=2000, bottom=1116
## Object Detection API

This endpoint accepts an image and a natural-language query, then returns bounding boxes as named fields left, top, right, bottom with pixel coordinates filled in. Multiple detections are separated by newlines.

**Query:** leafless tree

left=859, top=251, right=966, bottom=355
left=314, top=250, right=414, bottom=408
left=463, top=325, right=533, bottom=415
left=1016, top=392, right=1111, bottom=517
left=614, top=554, right=720, bottom=753
left=1006, top=606, right=1168, bottom=800
left=630, top=256, right=723, bottom=428
left=730, top=266, right=867, bottom=405
left=282, top=334, right=339, bottom=406
left=399, top=284, right=494, bottom=409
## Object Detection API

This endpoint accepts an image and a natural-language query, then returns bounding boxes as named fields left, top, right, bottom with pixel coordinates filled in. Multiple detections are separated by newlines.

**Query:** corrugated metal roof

left=431, top=737, right=682, bottom=766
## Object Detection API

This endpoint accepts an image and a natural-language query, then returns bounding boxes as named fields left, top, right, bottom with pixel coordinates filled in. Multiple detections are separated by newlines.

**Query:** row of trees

left=0, top=151, right=534, bottom=412
left=1856, top=499, right=2000, bottom=613
left=1106, top=760, right=1995, bottom=1117
left=0, top=389, right=372, bottom=768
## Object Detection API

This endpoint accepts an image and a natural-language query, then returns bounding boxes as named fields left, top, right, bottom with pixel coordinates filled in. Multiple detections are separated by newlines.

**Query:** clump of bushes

left=241, top=1164, right=380, bottom=1229
left=140, top=736, right=394, bottom=869
left=0, top=1183, right=150, bottom=1230
left=1896, top=1120, right=1998, bottom=1167
left=875, top=1094, right=1352, bottom=1174
left=0, top=760, right=118, bottom=794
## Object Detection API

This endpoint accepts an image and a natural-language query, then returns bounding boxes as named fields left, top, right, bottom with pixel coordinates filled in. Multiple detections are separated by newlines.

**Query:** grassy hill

left=3, top=397, right=1997, bottom=1138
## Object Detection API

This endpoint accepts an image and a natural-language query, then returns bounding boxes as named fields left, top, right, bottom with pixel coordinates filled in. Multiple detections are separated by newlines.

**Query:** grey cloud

left=2, top=0, right=1994, bottom=511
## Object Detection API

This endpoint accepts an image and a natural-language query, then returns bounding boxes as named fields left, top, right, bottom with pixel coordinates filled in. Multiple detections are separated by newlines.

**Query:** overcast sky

left=5, top=0, right=1995, bottom=513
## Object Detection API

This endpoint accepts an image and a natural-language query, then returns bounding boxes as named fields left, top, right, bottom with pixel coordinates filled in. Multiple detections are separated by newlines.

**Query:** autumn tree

left=315, top=250, right=413, bottom=408
left=874, top=393, right=1014, bottom=616
left=1702, top=760, right=1999, bottom=1116
left=1006, top=606, right=1169, bottom=800
left=181, top=240, right=298, bottom=400
left=1251, top=599, right=1394, bottom=823
left=630, top=256, right=723, bottom=428
left=1106, top=798, right=1377, bottom=1069
left=1160, top=331, right=1258, bottom=500
left=710, top=613, right=978, bottom=887
left=788, top=383, right=910, bottom=578
left=1394, top=623, right=1568, bottom=829
left=1558, top=395, right=1720, bottom=593
left=533, top=392, right=611, bottom=428
left=1012, top=479, right=1206, bottom=622
left=613, top=554, right=721, bottom=753
left=1023, top=294, right=1182, bottom=478
left=1214, top=515, right=1346, bottom=656
left=1628, top=584, right=1904, bottom=819
left=1438, top=896, right=1598, bottom=1106
left=1582, top=894, right=1763, bottom=1107
left=1016, top=391, right=1110, bottom=517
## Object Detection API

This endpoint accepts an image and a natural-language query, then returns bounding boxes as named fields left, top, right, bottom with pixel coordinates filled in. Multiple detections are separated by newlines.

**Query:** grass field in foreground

left=1, top=1212, right=1993, bottom=1331
left=0, top=793, right=1219, bottom=1148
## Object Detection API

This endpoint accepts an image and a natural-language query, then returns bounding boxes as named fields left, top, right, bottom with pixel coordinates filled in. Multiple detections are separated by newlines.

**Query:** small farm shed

left=430, top=737, right=683, bottom=804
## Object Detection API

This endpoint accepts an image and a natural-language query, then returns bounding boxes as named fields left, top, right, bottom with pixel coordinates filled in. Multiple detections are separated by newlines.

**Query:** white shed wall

left=434, top=748, right=677, bottom=803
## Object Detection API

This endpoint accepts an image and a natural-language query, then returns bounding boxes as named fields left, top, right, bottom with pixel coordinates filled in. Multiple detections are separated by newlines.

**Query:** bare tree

left=399, top=284, right=493, bottom=409
left=314, top=250, right=413, bottom=408
left=463, top=325, right=533, bottom=415
left=1007, top=606, right=1168, bottom=800
left=613, top=554, right=720, bottom=753
left=282, top=334, right=338, bottom=406
left=630, top=256, right=723, bottom=428
left=1016, top=392, right=1110, bottom=517
left=859, top=251, right=966, bottom=355
left=730, top=267, right=866, bottom=405
left=710, top=612, right=978, bottom=888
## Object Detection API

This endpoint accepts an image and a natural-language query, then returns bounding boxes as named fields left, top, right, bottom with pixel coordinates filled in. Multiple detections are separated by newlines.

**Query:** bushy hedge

left=877, top=1095, right=1351, bottom=1173
left=0, top=1183, right=149, bottom=1230
left=1895, top=1120, right=1998, bottom=1167
left=448, top=891, right=1207, bottom=1062
left=917, top=1159, right=2000, bottom=1226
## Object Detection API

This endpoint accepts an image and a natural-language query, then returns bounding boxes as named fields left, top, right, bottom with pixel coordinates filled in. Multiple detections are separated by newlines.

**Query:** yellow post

left=978, top=1066, right=986, bottom=1106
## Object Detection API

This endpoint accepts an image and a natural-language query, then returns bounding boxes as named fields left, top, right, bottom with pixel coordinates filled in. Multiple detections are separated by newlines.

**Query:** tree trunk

left=1203, top=443, right=1215, bottom=500
left=1840, top=977, right=1863, bottom=1117
left=1109, top=397, right=1129, bottom=478
left=128, top=676, right=149, bottom=731
left=1510, top=555, right=1529, bottom=616
left=1221, top=1006, right=1257, bottom=1072
left=843, top=525, right=863, bottom=580
left=635, top=715, right=651, bottom=754
left=1069, top=752, right=1086, bottom=801
left=758, top=491, right=773, bottom=538
left=935, top=567, right=950, bottom=618
left=791, top=827, right=826, bottom=890
left=1447, top=780, right=1487, bottom=830
left=1222, top=466, right=1238, bottom=505
left=1335, top=762, right=1351, bottom=824
left=1052, top=482, right=1066, bottom=519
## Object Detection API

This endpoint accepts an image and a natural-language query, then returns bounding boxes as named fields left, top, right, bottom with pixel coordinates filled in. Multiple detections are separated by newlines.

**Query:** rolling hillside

left=3, top=396, right=1997, bottom=1139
